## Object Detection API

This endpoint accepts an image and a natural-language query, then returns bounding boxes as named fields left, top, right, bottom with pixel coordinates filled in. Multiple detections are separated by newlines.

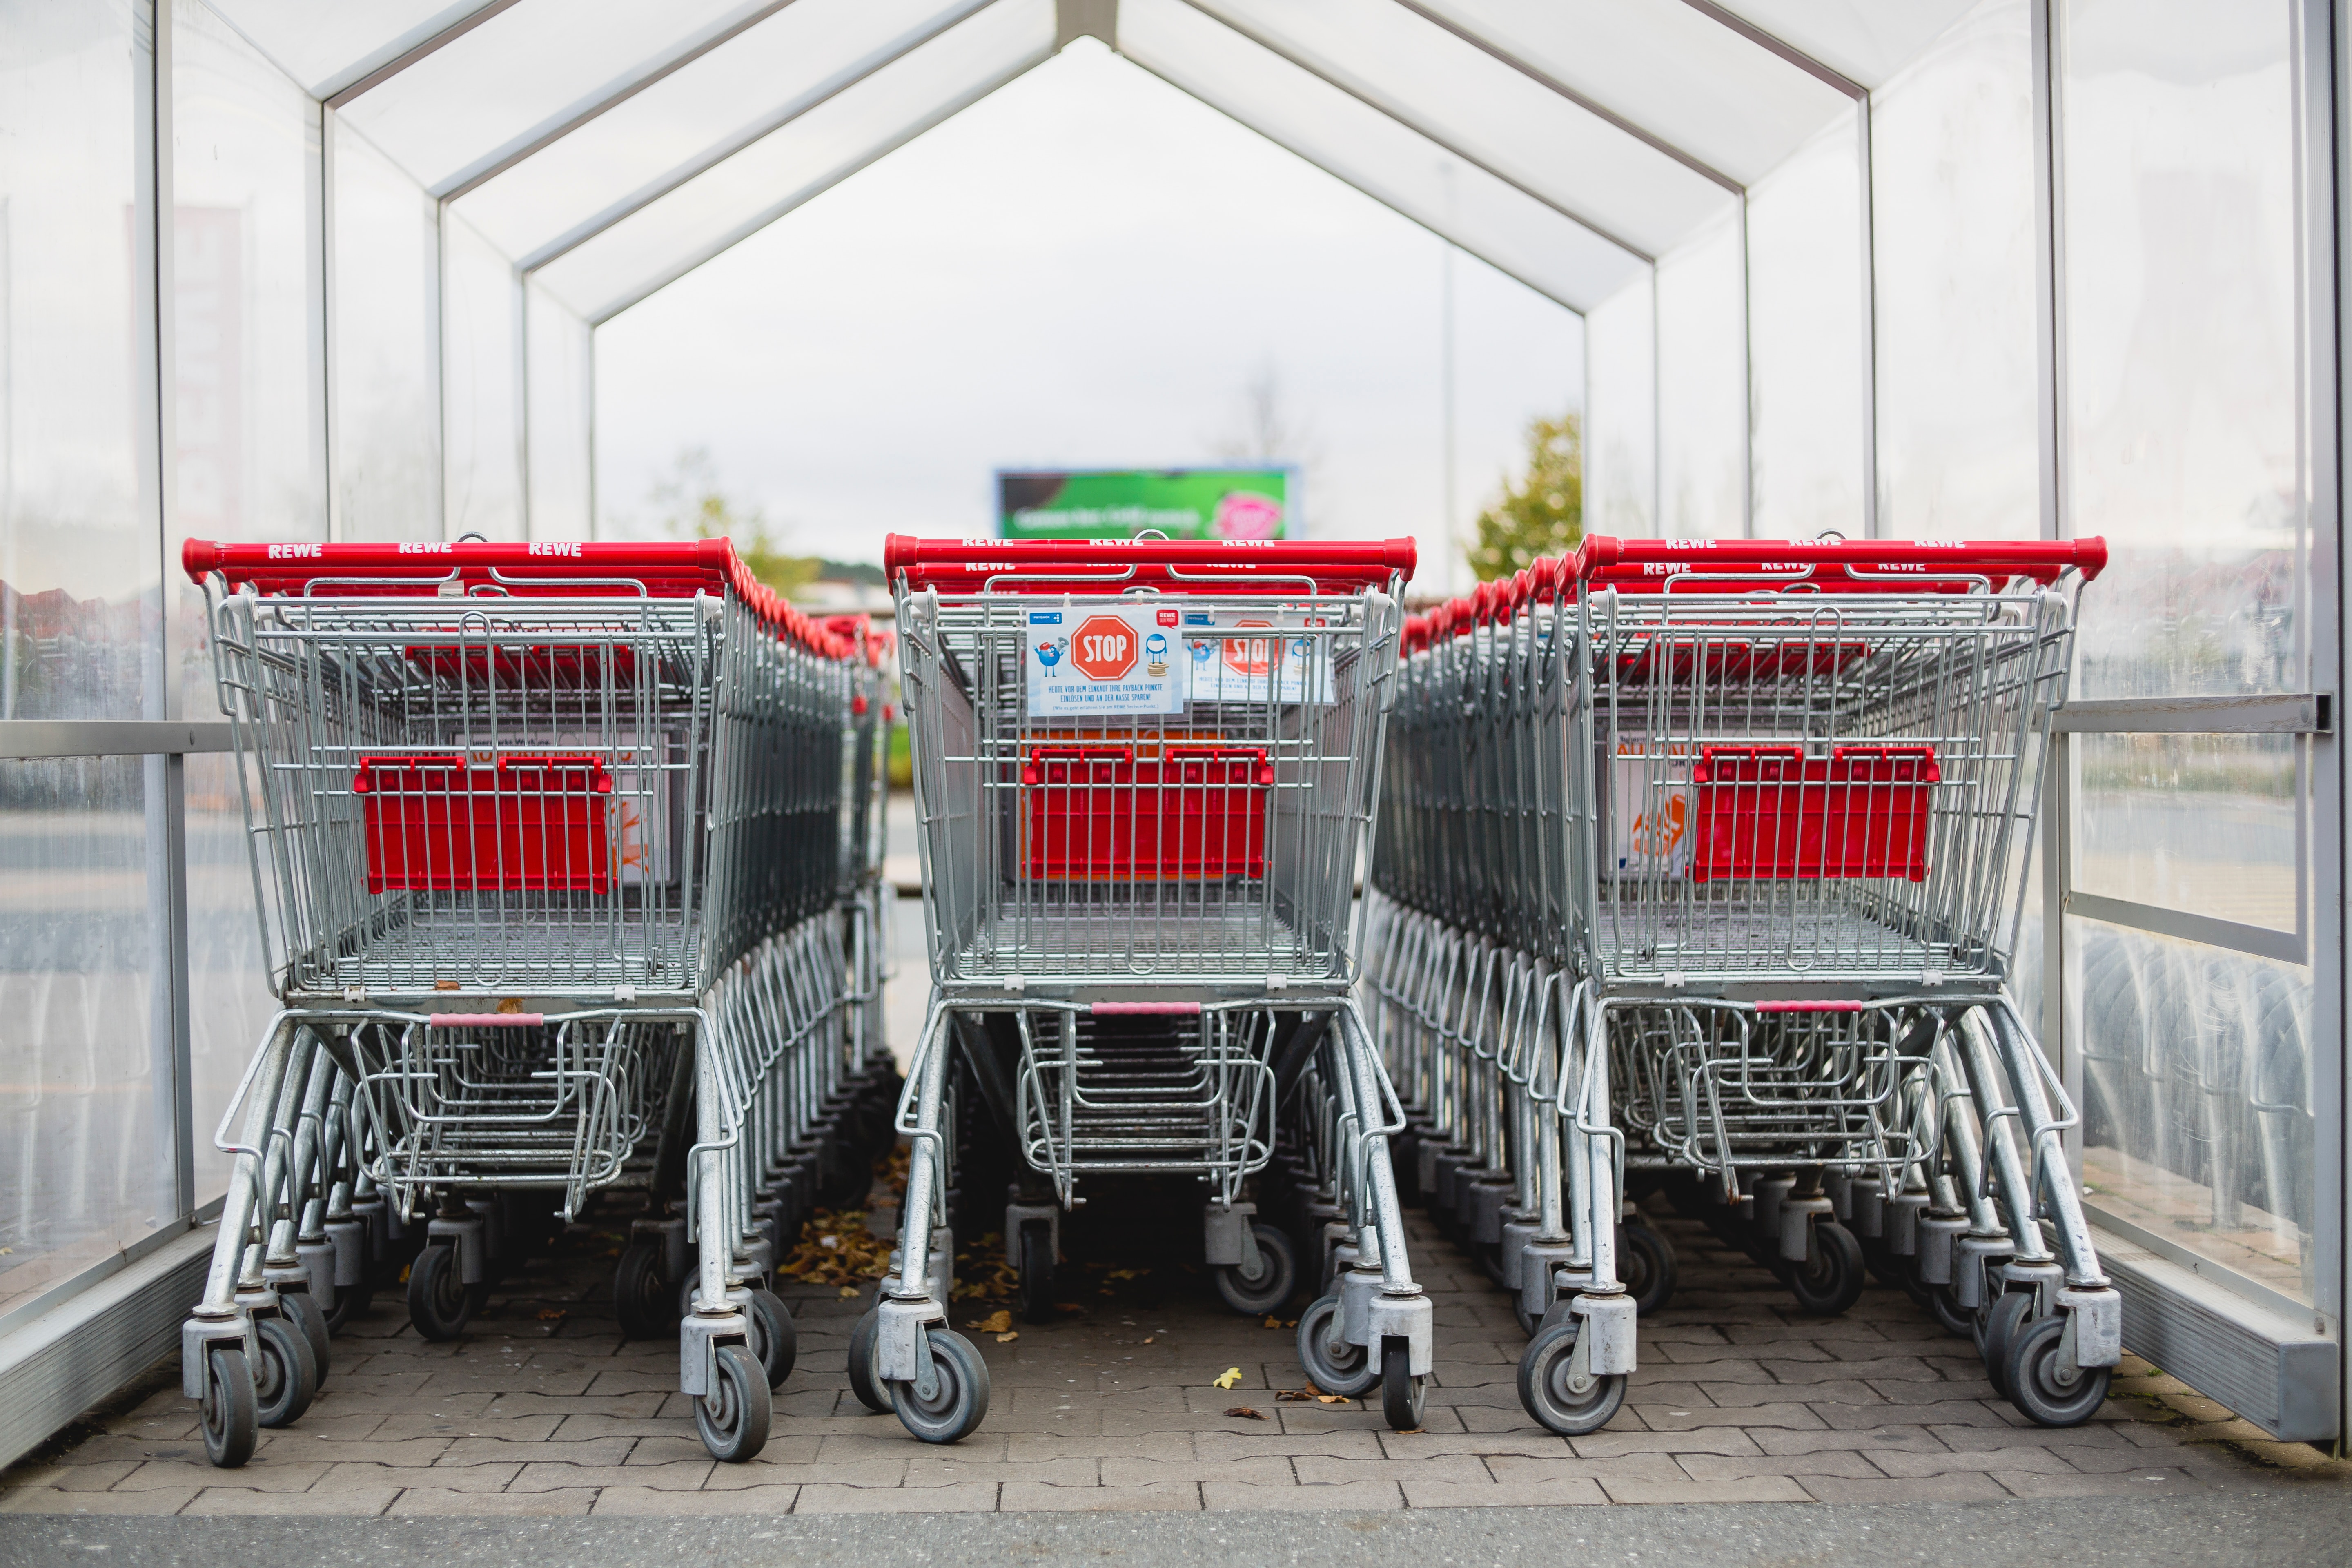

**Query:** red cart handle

left=182, top=537, right=855, bottom=661
left=883, top=534, right=1416, bottom=595
left=1572, top=535, right=2107, bottom=589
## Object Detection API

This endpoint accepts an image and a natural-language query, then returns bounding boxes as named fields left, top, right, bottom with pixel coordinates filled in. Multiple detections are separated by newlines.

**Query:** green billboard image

left=996, top=468, right=1293, bottom=541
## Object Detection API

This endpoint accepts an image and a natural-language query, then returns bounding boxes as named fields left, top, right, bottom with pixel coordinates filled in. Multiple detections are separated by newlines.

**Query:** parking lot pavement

left=4, top=1189, right=2343, bottom=1522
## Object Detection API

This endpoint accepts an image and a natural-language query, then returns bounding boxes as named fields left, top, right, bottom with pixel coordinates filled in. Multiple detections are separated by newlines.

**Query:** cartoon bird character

left=1035, top=636, right=1065, bottom=670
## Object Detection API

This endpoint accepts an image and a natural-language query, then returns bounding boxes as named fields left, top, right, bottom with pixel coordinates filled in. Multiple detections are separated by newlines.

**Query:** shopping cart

left=879, top=532, right=1432, bottom=1441
left=1373, top=537, right=2123, bottom=1434
left=177, top=536, right=867, bottom=1468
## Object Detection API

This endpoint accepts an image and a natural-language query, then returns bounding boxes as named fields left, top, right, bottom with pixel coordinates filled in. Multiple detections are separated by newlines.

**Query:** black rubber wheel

left=200, top=1345, right=258, bottom=1468
left=1017, top=1220, right=1057, bottom=1325
left=1294, top=1294, right=1376, bottom=1397
left=847, top=1307, right=891, bottom=1413
left=1618, top=1222, right=1679, bottom=1316
left=1513, top=1290, right=1544, bottom=1340
left=1378, top=1338, right=1425, bottom=1432
left=1861, top=1233, right=1912, bottom=1290
left=1924, top=1279, right=1973, bottom=1338
left=1784, top=1220, right=1866, bottom=1316
left=1214, top=1225, right=1297, bottom=1316
left=746, top=1286, right=797, bottom=1390
left=2004, top=1313, right=2113, bottom=1427
left=281, top=1290, right=331, bottom=1387
left=1980, top=1291, right=2035, bottom=1398
left=612, top=1241, right=678, bottom=1340
left=322, top=1279, right=372, bottom=1334
left=253, top=1314, right=317, bottom=1429
left=891, top=1328, right=992, bottom=1444
left=1516, top=1320, right=1627, bottom=1436
left=693, top=1343, right=773, bottom=1461
left=406, top=1241, right=483, bottom=1341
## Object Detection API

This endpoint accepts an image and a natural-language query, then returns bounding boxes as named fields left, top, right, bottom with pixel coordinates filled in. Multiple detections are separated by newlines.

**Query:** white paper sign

left=1180, top=608, right=1334, bottom=705
left=1024, top=606, right=1185, bottom=716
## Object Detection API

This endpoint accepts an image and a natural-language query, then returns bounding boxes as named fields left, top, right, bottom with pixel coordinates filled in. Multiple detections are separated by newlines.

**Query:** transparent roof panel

left=1189, top=0, right=1732, bottom=258
left=454, top=0, right=985, bottom=268
left=206, top=0, right=493, bottom=98
left=1119, top=0, right=1642, bottom=311
left=534, top=0, right=1055, bottom=323
left=334, top=0, right=768, bottom=197
left=1405, top=0, right=1858, bottom=187
left=1714, top=0, right=1982, bottom=91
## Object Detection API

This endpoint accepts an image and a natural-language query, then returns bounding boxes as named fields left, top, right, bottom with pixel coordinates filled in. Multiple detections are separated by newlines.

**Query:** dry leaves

left=973, top=1310, right=1013, bottom=1334
left=994, top=1331, right=1019, bottom=1343
left=1225, top=1406, right=1265, bottom=1420
left=1276, top=1381, right=1350, bottom=1405
left=535, top=1308, right=566, bottom=1321
left=1212, top=1366, right=1243, bottom=1390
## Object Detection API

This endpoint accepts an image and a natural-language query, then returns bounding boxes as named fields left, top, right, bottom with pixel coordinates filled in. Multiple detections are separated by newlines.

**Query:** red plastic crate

left=1020, top=746, right=1274, bottom=881
left=352, top=754, right=614, bottom=893
left=1687, top=744, right=1938, bottom=883
left=403, top=642, right=637, bottom=688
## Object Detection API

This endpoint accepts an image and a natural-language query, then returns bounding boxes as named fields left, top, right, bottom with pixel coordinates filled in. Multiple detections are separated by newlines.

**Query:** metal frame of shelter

left=0, top=0, right=2344, bottom=1467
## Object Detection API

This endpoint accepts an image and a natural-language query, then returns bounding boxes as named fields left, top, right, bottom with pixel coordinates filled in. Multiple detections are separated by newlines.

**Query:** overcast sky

left=594, top=38, right=1583, bottom=601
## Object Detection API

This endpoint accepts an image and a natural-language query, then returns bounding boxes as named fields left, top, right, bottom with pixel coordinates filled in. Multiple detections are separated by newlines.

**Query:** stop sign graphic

left=1223, top=618, right=1274, bottom=677
left=1070, top=615, right=1138, bottom=681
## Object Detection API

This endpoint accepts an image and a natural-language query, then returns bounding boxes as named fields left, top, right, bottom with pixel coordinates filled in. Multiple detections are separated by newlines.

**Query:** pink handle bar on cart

left=1090, top=1002, right=1205, bottom=1016
left=427, top=1013, right=548, bottom=1027
left=181, top=537, right=855, bottom=660
left=882, top=533, right=1417, bottom=595
left=1751, top=1000, right=1867, bottom=1013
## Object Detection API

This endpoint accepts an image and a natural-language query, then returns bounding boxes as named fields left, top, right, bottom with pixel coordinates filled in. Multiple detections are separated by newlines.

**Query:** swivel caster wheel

left=1379, top=1339, right=1425, bottom=1432
left=612, top=1241, right=682, bottom=1340
left=746, top=1286, right=797, bottom=1390
left=1978, top=1291, right=2035, bottom=1398
left=1516, top=1320, right=1626, bottom=1436
left=254, top=1314, right=318, bottom=1430
left=2004, top=1314, right=2112, bottom=1427
left=1017, top=1219, right=1057, bottom=1325
left=280, top=1290, right=332, bottom=1386
left=890, top=1328, right=991, bottom=1444
left=1294, top=1294, right=1377, bottom=1397
left=1214, top=1225, right=1297, bottom=1316
left=1619, top=1221, right=1679, bottom=1316
left=847, top=1307, right=891, bottom=1413
left=1784, top=1220, right=1866, bottom=1317
left=693, top=1343, right=772, bottom=1462
left=198, top=1345, right=258, bottom=1468
left=407, top=1241, right=487, bottom=1341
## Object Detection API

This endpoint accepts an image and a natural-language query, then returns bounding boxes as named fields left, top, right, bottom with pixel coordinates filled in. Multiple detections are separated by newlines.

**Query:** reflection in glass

left=1869, top=0, right=2039, bottom=539
left=330, top=117, right=442, bottom=541
left=0, top=0, right=161, bottom=721
left=183, top=749, right=276, bottom=1204
left=0, top=758, right=173, bottom=1316
left=2073, top=732, right=2297, bottom=933
left=1654, top=213, right=1744, bottom=537
left=2069, top=916, right=2313, bottom=1305
left=2059, top=0, right=2301, bottom=698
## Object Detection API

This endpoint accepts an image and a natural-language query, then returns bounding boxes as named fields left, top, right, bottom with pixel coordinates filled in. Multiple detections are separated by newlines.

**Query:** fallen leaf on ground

left=837, top=1286, right=860, bottom=1298
left=535, top=1309, right=566, bottom=1321
left=1142, top=1336, right=1154, bottom=1344
left=994, top=1331, right=1019, bottom=1343
left=1212, top=1366, right=1243, bottom=1390
left=973, top=1310, right=1013, bottom=1334
left=1225, top=1406, right=1264, bottom=1420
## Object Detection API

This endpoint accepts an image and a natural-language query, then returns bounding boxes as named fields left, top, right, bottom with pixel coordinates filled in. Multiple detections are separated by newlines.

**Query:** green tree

left=1467, top=411, right=1582, bottom=582
left=651, top=446, right=818, bottom=598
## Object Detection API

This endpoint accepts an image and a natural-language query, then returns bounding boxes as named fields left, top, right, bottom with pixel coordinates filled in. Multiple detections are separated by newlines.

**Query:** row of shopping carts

left=1367, top=535, right=2126, bottom=1434
left=177, top=536, right=896, bottom=1467
left=875, top=534, right=1436, bottom=1439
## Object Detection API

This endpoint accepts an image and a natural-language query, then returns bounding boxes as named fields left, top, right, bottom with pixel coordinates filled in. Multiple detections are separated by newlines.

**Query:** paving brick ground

left=4, top=1197, right=2344, bottom=1516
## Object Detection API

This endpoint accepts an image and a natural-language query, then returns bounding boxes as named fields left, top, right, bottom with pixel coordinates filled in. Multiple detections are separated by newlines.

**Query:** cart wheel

left=1214, top=1225, right=1296, bottom=1316
left=1017, top=1219, right=1057, bottom=1325
left=890, top=1328, right=991, bottom=1444
left=1294, top=1294, right=1377, bottom=1396
left=323, top=1279, right=372, bottom=1334
left=2004, top=1314, right=2112, bottom=1428
left=746, top=1286, right=797, bottom=1390
left=1619, top=1222, right=1679, bottom=1316
left=1379, top=1338, right=1425, bottom=1431
left=282, top=1290, right=332, bottom=1385
left=847, top=1307, right=891, bottom=1413
left=1513, top=1291, right=1545, bottom=1341
left=199, top=1345, right=258, bottom=1468
left=1920, top=1275, right=1973, bottom=1338
left=1861, top=1232, right=1913, bottom=1290
left=1516, top=1320, right=1627, bottom=1437
left=612, top=1241, right=677, bottom=1340
left=1784, top=1220, right=1865, bottom=1316
left=253, top=1315, right=317, bottom=1429
left=406, top=1241, right=484, bottom=1341
left=1978, top=1291, right=2035, bottom=1397
left=693, top=1343, right=773, bottom=1462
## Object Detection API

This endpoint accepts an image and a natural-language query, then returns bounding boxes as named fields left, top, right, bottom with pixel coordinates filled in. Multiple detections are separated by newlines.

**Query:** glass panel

left=336, top=0, right=755, bottom=193
left=1715, top=0, right=1984, bottom=91
left=1869, top=0, right=2039, bottom=540
left=204, top=0, right=490, bottom=97
left=526, top=283, right=592, bottom=540
left=184, top=748, right=274, bottom=1203
left=171, top=0, right=328, bottom=722
left=455, top=0, right=983, bottom=266
left=534, top=0, right=1057, bottom=323
left=1119, top=0, right=1642, bottom=313
left=1, top=0, right=162, bottom=722
left=330, top=117, right=442, bottom=540
left=2068, top=915, right=2315, bottom=1306
left=2074, top=732, right=2297, bottom=933
left=1192, top=0, right=1735, bottom=258
left=442, top=214, right=523, bottom=539
left=1654, top=214, right=1744, bottom=537
left=1584, top=273, right=1655, bottom=537
left=1746, top=114, right=1867, bottom=538
left=0, top=757, right=173, bottom=1317
left=2059, top=0, right=2302, bottom=699
left=1388, top=0, right=1853, bottom=187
